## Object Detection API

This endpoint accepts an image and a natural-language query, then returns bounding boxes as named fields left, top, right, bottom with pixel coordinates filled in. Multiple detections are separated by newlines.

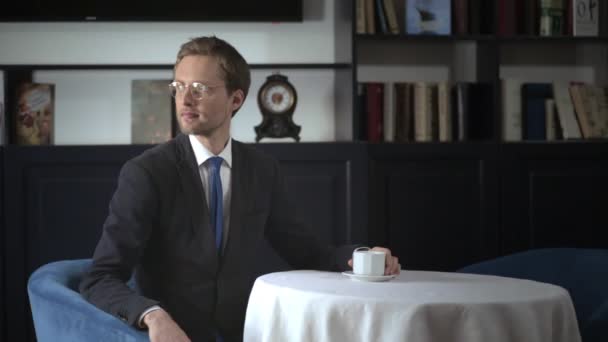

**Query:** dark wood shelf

left=355, top=34, right=494, bottom=42
left=356, top=34, right=608, bottom=44
left=0, top=63, right=352, bottom=70
left=496, top=35, right=608, bottom=44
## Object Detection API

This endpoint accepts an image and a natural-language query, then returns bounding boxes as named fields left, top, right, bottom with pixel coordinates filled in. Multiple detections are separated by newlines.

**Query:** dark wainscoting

left=500, top=143, right=608, bottom=254
left=2, top=141, right=608, bottom=341
left=1, top=142, right=366, bottom=342
left=368, top=143, right=500, bottom=272
left=0, top=147, right=4, bottom=342
left=3, top=145, right=150, bottom=342
left=255, top=143, right=368, bottom=246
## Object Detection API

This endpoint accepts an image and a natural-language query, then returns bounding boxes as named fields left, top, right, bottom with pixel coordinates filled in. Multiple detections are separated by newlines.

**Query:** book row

left=356, top=0, right=603, bottom=37
left=357, top=81, right=493, bottom=142
left=502, top=79, right=608, bottom=141
left=358, top=79, right=608, bottom=143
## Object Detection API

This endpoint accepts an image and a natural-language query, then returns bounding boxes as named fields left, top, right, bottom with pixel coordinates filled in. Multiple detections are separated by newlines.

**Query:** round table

left=244, top=270, right=581, bottom=342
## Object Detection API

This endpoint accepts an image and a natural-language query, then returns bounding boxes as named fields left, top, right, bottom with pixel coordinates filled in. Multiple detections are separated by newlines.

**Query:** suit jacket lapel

left=223, top=140, right=250, bottom=259
left=175, top=134, right=219, bottom=263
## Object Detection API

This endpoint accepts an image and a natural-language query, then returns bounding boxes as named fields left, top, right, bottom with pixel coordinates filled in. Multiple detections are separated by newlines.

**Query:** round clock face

left=260, top=82, right=295, bottom=114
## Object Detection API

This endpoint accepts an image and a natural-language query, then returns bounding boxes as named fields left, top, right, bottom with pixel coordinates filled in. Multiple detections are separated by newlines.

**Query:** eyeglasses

left=168, top=81, right=224, bottom=100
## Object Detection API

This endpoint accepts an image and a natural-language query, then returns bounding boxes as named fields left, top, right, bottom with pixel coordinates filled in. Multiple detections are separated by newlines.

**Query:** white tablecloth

left=244, top=270, right=581, bottom=342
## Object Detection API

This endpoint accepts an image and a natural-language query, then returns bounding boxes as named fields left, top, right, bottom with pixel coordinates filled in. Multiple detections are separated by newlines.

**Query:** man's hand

left=144, top=308, right=191, bottom=342
left=348, top=246, right=401, bottom=275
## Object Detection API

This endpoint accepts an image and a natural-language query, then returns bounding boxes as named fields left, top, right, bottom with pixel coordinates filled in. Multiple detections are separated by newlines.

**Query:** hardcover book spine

left=0, top=70, right=4, bottom=145
left=452, top=0, right=469, bottom=35
left=539, top=0, right=565, bottom=36
left=366, top=82, right=384, bottom=142
left=501, top=79, right=523, bottom=141
left=572, top=0, right=599, bottom=36
left=553, top=82, right=582, bottom=139
left=522, top=83, right=553, bottom=140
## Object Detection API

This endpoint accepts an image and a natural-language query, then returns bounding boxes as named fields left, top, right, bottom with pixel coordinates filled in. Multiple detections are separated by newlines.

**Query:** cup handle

left=353, top=246, right=370, bottom=253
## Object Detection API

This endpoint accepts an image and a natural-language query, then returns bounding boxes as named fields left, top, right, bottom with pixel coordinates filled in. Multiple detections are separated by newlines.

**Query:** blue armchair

left=27, top=259, right=149, bottom=342
left=458, top=248, right=608, bottom=342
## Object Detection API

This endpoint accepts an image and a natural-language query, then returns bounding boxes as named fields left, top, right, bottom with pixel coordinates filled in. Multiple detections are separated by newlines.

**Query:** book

left=539, top=0, right=565, bottom=36
left=356, top=0, right=367, bottom=34
left=596, top=86, right=608, bottom=137
left=383, top=81, right=395, bottom=142
left=553, top=82, right=582, bottom=139
left=479, top=0, right=496, bottom=34
left=406, top=0, right=451, bottom=35
left=501, top=79, right=523, bottom=141
left=437, top=81, right=452, bottom=141
left=131, top=80, right=173, bottom=144
left=586, top=85, right=605, bottom=137
left=566, top=0, right=573, bottom=35
left=573, top=0, right=599, bottom=36
left=366, top=82, right=384, bottom=142
left=498, top=0, right=516, bottom=36
left=375, top=0, right=389, bottom=33
left=569, top=83, right=594, bottom=138
left=15, top=82, right=54, bottom=145
left=382, top=0, right=400, bottom=34
left=393, top=0, right=407, bottom=36
left=413, top=82, right=434, bottom=141
left=545, top=99, right=557, bottom=140
left=468, top=0, right=481, bottom=34
left=522, top=83, right=553, bottom=140
left=467, top=83, right=494, bottom=140
left=0, top=70, right=5, bottom=145
left=357, top=83, right=368, bottom=140
left=452, top=82, right=470, bottom=141
left=429, top=83, right=439, bottom=140
left=452, top=0, right=468, bottom=35
left=394, top=82, right=413, bottom=142
left=519, top=0, right=539, bottom=35
left=365, top=0, right=376, bottom=34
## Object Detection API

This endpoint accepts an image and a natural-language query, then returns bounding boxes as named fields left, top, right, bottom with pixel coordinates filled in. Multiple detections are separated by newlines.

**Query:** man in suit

left=80, top=36, right=400, bottom=342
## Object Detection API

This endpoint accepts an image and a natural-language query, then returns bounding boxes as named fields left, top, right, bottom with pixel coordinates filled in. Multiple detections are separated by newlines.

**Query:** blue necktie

left=208, top=156, right=223, bottom=254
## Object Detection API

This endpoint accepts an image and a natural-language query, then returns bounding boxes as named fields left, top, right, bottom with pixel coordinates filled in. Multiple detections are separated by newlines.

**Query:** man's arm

left=264, top=159, right=358, bottom=271
left=79, top=159, right=160, bottom=327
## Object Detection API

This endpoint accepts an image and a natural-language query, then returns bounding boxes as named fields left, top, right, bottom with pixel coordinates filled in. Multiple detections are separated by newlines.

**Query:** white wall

left=499, top=43, right=608, bottom=84
left=0, top=0, right=348, bottom=144
left=0, top=1, right=341, bottom=65
left=357, top=41, right=476, bottom=82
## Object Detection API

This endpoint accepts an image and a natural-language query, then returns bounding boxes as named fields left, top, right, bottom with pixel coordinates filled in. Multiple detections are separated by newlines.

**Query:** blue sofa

left=459, top=248, right=608, bottom=342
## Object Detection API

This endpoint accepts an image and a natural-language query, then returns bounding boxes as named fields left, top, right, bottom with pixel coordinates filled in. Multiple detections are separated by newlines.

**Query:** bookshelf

left=353, top=0, right=608, bottom=144
left=0, top=63, right=353, bottom=145
left=354, top=0, right=608, bottom=267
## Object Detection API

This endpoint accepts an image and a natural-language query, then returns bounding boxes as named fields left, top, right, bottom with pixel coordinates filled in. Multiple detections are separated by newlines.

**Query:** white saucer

left=342, top=271, right=396, bottom=282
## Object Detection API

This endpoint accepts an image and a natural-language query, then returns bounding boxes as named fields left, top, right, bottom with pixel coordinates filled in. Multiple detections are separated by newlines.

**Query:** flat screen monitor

left=0, top=0, right=303, bottom=22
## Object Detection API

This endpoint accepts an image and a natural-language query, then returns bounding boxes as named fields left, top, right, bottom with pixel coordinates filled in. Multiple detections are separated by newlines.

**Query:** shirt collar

left=188, top=134, right=232, bottom=168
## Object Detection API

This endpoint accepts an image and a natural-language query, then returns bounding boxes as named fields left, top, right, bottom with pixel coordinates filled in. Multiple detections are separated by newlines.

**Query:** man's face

left=173, top=55, right=243, bottom=137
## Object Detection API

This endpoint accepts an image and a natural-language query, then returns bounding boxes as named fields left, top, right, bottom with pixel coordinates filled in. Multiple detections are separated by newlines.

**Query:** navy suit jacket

left=80, top=134, right=356, bottom=341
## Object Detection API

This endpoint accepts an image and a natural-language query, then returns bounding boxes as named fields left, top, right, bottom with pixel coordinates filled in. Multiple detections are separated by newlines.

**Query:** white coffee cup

left=352, top=247, right=386, bottom=276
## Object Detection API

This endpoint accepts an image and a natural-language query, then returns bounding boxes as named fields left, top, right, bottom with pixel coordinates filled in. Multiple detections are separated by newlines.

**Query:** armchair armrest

left=28, top=259, right=149, bottom=342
